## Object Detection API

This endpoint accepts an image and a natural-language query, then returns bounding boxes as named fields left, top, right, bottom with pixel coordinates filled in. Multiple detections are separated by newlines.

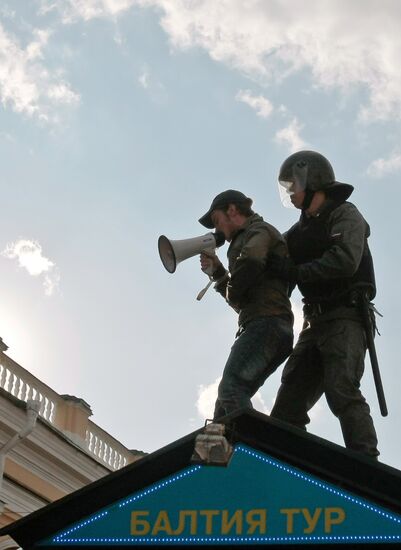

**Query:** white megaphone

left=158, top=232, right=225, bottom=273
left=158, top=231, right=225, bottom=300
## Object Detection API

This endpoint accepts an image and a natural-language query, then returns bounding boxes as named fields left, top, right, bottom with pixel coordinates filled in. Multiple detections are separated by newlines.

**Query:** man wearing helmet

left=269, top=150, right=379, bottom=459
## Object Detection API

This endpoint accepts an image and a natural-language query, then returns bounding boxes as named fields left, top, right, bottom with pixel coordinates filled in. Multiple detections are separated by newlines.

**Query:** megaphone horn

left=158, top=232, right=225, bottom=273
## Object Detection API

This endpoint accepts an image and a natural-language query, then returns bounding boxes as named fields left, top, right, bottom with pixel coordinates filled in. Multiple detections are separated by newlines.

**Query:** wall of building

left=0, top=342, right=143, bottom=549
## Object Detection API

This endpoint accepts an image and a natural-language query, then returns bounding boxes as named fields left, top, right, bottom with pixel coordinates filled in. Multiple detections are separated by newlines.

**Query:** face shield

left=278, top=161, right=308, bottom=208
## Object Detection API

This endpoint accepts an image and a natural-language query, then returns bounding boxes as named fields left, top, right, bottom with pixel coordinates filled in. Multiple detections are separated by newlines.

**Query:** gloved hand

left=267, top=255, right=299, bottom=283
left=200, top=251, right=226, bottom=280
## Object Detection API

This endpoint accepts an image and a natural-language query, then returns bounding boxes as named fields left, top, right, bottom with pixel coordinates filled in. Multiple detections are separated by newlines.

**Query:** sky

left=0, top=0, right=400, bottom=469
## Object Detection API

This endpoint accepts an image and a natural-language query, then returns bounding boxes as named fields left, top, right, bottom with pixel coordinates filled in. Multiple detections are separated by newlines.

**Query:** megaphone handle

left=197, top=247, right=218, bottom=300
left=202, top=247, right=216, bottom=277
left=196, top=277, right=213, bottom=301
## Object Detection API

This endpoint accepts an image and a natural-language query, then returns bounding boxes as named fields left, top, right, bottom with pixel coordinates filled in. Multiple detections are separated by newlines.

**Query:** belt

left=303, top=300, right=350, bottom=318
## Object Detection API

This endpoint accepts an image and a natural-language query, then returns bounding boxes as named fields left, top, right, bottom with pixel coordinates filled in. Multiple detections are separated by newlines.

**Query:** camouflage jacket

left=214, top=213, right=293, bottom=327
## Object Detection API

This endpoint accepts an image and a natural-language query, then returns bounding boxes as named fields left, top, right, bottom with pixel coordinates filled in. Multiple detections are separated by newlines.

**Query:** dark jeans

left=213, top=316, right=293, bottom=420
left=270, top=318, right=379, bottom=458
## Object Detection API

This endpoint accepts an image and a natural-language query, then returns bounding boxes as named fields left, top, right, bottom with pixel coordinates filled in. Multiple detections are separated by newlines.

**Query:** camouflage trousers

left=270, top=317, right=379, bottom=458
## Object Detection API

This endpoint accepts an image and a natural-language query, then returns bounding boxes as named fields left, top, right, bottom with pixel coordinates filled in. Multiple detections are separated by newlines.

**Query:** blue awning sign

left=38, top=445, right=401, bottom=546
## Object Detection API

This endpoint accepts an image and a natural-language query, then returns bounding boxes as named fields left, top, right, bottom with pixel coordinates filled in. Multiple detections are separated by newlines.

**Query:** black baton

left=360, top=295, right=388, bottom=417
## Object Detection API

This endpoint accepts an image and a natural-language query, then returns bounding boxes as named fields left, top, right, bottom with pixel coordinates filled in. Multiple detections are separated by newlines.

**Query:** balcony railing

left=0, top=349, right=136, bottom=471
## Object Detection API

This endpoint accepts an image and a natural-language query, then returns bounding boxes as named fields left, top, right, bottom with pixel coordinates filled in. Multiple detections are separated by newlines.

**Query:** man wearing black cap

left=268, top=150, right=380, bottom=458
left=198, top=190, right=293, bottom=420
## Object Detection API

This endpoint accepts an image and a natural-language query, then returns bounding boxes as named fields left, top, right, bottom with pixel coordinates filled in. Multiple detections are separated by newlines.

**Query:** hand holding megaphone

left=200, top=249, right=222, bottom=276
left=196, top=250, right=223, bottom=301
left=158, top=231, right=225, bottom=300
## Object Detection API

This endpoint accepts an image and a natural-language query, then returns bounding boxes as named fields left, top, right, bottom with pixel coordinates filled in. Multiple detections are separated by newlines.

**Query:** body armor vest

left=286, top=202, right=376, bottom=303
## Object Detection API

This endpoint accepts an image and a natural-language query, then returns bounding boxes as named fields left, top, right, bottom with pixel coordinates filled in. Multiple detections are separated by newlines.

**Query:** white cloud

left=44, top=269, right=61, bottom=296
left=235, top=89, right=273, bottom=119
left=0, top=6, right=16, bottom=20
left=3, top=239, right=54, bottom=276
left=138, top=67, right=150, bottom=90
left=291, top=298, right=305, bottom=339
left=40, top=0, right=140, bottom=21
left=47, top=82, right=80, bottom=105
left=275, top=117, right=307, bottom=153
left=367, top=152, right=401, bottom=179
left=2, top=239, right=60, bottom=296
left=43, top=1, right=401, bottom=123
left=0, top=23, right=80, bottom=122
left=251, top=391, right=269, bottom=415
left=196, top=376, right=269, bottom=420
left=137, top=64, right=166, bottom=103
left=278, top=104, right=289, bottom=116
left=140, top=0, right=401, bottom=124
left=0, top=131, right=16, bottom=143
left=197, top=377, right=220, bottom=420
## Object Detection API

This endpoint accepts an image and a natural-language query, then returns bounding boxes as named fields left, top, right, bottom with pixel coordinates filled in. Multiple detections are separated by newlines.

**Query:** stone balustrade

left=0, top=346, right=136, bottom=471
left=0, top=353, right=57, bottom=425
left=85, top=422, right=129, bottom=470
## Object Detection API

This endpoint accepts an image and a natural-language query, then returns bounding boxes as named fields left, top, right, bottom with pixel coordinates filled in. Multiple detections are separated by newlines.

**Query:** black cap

left=198, top=190, right=252, bottom=229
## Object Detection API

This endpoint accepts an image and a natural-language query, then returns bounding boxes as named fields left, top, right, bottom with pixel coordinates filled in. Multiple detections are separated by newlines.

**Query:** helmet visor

left=278, top=162, right=308, bottom=208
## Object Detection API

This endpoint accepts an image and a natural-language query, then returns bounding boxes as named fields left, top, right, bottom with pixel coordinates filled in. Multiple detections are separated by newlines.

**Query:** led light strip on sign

left=48, top=445, right=401, bottom=546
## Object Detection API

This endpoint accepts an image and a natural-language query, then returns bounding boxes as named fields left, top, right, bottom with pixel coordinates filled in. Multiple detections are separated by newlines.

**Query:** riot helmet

left=278, top=150, right=354, bottom=208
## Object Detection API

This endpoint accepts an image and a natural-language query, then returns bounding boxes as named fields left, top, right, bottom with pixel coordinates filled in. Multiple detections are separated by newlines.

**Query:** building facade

left=0, top=339, right=143, bottom=549
left=3, top=409, right=401, bottom=548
